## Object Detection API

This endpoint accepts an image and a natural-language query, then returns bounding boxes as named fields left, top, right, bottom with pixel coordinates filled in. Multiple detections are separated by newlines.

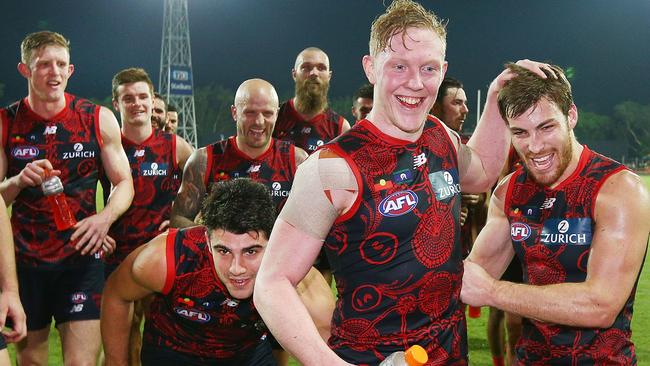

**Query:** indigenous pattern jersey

left=323, top=118, right=467, bottom=365
left=205, top=136, right=296, bottom=210
left=505, top=147, right=638, bottom=365
left=2, top=94, right=102, bottom=268
left=273, top=98, right=344, bottom=153
left=102, top=129, right=181, bottom=265
left=144, top=226, right=267, bottom=361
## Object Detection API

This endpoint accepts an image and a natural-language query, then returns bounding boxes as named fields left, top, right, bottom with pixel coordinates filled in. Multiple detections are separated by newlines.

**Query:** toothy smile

left=396, top=96, right=423, bottom=107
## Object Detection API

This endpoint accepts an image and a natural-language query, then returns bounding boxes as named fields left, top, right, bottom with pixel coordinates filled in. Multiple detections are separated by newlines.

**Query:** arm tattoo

left=170, top=148, right=207, bottom=228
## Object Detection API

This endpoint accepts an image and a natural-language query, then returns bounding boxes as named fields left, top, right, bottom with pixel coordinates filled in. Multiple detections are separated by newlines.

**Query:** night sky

left=1, top=0, right=648, bottom=121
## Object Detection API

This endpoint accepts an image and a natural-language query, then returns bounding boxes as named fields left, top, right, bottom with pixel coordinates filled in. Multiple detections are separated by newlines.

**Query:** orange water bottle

left=379, top=344, right=428, bottom=366
left=41, top=173, right=77, bottom=231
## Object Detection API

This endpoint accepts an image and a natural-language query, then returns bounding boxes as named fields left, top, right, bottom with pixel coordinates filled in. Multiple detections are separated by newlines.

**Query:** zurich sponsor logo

left=510, top=222, right=531, bottom=241
left=12, top=145, right=39, bottom=159
left=378, top=190, right=418, bottom=217
left=174, top=307, right=211, bottom=323
left=428, top=169, right=461, bottom=201
left=270, top=181, right=289, bottom=197
left=541, top=218, right=592, bottom=245
left=141, top=162, right=168, bottom=176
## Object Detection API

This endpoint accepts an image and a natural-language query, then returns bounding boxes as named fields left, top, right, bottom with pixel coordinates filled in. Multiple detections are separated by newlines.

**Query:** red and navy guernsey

left=144, top=226, right=267, bottom=361
left=205, top=136, right=296, bottom=211
left=2, top=93, right=102, bottom=268
left=273, top=98, right=345, bottom=153
left=322, top=117, right=467, bottom=365
left=505, top=146, right=638, bottom=365
left=102, top=129, right=182, bottom=266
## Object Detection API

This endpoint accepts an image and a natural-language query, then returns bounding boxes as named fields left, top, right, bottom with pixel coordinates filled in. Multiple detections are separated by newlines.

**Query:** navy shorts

left=18, top=261, right=105, bottom=330
left=141, top=336, right=277, bottom=366
left=0, top=334, right=5, bottom=350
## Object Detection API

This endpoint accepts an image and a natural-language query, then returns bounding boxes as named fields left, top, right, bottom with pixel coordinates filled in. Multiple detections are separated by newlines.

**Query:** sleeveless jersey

left=144, top=226, right=267, bottom=361
left=103, top=129, right=182, bottom=266
left=2, top=93, right=102, bottom=268
left=273, top=98, right=344, bottom=153
left=205, top=136, right=296, bottom=210
left=505, top=146, right=638, bottom=365
left=323, top=118, right=467, bottom=365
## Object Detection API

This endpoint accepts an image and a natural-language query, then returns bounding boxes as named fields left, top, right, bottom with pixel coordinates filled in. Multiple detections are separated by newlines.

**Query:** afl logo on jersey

left=174, top=307, right=211, bottom=323
left=11, top=146, right=39, bottom=160
left=71, top=292, right=87, bottom=304
left=378, top=190, right=418, bottom=217
left=510, top=222, right=531, bottom=241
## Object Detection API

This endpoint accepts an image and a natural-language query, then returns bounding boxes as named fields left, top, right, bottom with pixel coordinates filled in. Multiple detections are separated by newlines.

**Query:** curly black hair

left=200, top=178, right=276, bottom=239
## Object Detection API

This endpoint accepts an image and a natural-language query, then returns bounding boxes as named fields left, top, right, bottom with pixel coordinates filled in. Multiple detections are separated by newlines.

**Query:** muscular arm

left=463, top=177, right=515, bottom=278
left=174, top=135, right=194, bottom=172
left=101, top=235, right=167, bottom=366
left=463, top=170, right=650, bottom=328
left=170, top=147, right=207, bottom=228
left=71, top=107, right=133, bottom=254
left=0, top=194, right=26, bottom=343
left=254, top=150, right=355, bottom=366
left=297, top=267, right=336, bottom=342
left=461, top=60, right=555, bottom=193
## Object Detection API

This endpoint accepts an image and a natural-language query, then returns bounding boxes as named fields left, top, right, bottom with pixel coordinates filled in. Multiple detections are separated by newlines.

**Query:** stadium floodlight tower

left=159, top=0, right=198, bottom=147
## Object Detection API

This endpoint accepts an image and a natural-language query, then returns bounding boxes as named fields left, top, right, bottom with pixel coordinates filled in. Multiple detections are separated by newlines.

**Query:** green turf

left=8, top=176, right=650, bottom=365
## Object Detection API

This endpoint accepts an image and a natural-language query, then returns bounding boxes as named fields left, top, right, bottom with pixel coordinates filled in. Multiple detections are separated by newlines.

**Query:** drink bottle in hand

left=41, top=173, right=77, bottom=231
left=379, top=344, right=428, bottom=366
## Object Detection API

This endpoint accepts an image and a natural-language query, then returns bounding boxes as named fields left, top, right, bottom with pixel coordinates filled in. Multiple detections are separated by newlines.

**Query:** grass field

left=7, top=176, right=650, bottom=365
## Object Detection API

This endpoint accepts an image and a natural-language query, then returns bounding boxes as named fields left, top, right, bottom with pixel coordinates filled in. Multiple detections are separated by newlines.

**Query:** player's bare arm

left=255, top=149, right=356, bottom=366
left=463, top=170, right=650, bottom=328
left=71, top=106, right=133, bottom=255
left=170, top=147, right=207, bottom=228
left=102, top=235, right=167, bottom=366
left=462, top=60, right=558, bottom=193
left=0, top=194, right=26, bottom=343
left=297, top=266, right=336, bottom=342
left=175, top=135, right=194, bottom=172
left=157, top=135, right=195, bottom=231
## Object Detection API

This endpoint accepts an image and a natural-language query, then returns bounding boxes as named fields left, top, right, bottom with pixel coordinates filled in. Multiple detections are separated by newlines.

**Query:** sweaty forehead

left=382, top=27, right=445, bottom=59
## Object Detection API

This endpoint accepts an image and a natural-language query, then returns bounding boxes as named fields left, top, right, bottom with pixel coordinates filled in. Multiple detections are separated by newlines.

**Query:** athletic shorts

left=18, top=261, right=105, bottom=331
left=0, top=334, right=5, bottom=350
left=141, top=336, right=277, bottom=366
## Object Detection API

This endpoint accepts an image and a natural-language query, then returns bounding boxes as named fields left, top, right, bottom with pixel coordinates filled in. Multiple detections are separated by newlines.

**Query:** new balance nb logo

left=134, top=149, right=145, bottom=157
left=413, top=153, right=427, bottom=168
left=43, top=126, right=58, bottom=135
left=541, top=198, right=556, bottom=209
left=247, top=164, right=261, bottom=173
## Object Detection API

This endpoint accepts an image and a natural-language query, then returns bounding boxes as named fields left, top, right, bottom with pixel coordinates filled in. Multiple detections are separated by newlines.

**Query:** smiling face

left=363, top=27, right=447, bottom=140
left=19, top=45, right=73, bottom=104
left=209, top=229, right=267, bottom=300
left=509, top=98, right=579, bottom=187
left=232, top=79, right=279, bottom=154
left=113, top=81, right=153, bottom=128
left=151, top=97, right=167, bottom=129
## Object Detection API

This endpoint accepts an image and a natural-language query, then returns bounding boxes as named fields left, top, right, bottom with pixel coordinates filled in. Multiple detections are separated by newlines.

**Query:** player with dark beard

left=272, top=47, right=351, bottom=286
left=273, top=47, right=351, bottom=155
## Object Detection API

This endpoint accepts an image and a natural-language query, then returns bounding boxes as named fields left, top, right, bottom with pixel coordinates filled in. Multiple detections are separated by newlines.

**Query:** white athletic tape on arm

left=279, top=152, right=343, bottom=240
